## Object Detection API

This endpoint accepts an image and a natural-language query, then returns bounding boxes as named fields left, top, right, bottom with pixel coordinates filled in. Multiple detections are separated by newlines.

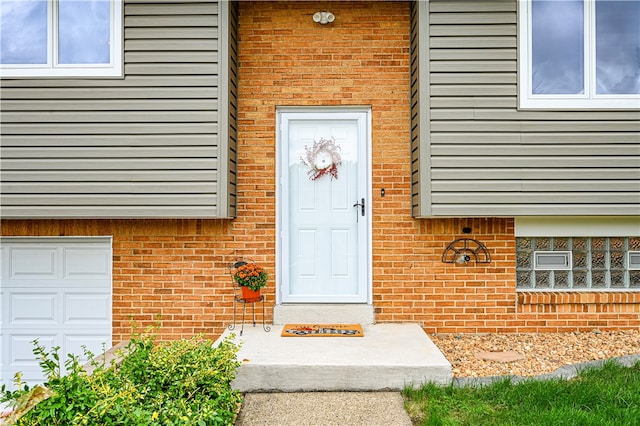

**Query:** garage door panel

left=64, top=248, right=111, bottom=279
left=8, top=248, right=57, bottom=279
left=8, top=334, right=58, bottom=366
left=9, top=292, right=58, bottom=324
left=64, top=334, right=112, bottom=363
left=5, top=334, right=58, bottom=388
left=64, top=293, right=111, bottom=323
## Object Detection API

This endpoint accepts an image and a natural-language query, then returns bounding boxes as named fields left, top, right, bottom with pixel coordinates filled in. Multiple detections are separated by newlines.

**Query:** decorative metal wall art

left=442, top=238, right=491, bottom=265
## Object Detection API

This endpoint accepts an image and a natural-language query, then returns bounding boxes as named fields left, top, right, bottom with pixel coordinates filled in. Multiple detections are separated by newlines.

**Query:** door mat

left=281, top=324, right=364, bottom=337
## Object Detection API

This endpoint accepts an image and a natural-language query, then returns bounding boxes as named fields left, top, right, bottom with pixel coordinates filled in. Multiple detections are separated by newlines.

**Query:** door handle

left=353, top=198, right=365, bottom=217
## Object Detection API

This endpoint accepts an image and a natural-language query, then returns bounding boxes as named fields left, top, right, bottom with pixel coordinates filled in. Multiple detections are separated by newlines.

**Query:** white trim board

left=515, top=216, right=640, bottom=237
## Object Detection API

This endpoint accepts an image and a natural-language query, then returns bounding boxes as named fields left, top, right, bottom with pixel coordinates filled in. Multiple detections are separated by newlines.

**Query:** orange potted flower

left=233, top=262, right=268, bottom=302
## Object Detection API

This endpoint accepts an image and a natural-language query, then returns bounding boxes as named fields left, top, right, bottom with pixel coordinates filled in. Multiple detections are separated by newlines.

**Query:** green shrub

left=1, top=333, right=242, bottom=425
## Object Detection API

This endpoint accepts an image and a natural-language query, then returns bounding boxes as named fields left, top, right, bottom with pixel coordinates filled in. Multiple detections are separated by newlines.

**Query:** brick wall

left=2, top=1, right=638, bottom=341
left=518, top=292, right=640, bottom=331
left=405, top=218, right=518, bottom=333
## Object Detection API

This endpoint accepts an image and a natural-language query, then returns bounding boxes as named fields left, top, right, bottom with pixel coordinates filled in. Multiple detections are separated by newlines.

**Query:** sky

left=0, top=0, right=111, bottom=65
left=532, top=0, right=639, bottom=95
left=594, top=0, right=640, bottom=94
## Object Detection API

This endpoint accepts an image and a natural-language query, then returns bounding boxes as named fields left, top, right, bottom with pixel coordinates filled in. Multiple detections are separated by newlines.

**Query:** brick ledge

left=518, top=291, right=640, bottom=305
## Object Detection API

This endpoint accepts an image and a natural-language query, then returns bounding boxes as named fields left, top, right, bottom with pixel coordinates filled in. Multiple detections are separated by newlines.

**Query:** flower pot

left=241, top=286, right=262, bottom=302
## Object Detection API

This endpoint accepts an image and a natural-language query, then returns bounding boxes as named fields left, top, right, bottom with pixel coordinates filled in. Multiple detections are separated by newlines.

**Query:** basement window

left=517, top=237, right=640, bottom=290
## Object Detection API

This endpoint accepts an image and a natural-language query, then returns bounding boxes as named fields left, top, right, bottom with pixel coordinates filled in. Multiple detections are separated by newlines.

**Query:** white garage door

left=1, top=237, right=112, bottom=389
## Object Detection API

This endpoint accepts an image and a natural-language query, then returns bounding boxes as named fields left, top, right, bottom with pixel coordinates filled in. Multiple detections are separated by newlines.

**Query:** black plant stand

left=227, top=259, right=271, bottom=336
left=228, top=293, right=270, bottom=336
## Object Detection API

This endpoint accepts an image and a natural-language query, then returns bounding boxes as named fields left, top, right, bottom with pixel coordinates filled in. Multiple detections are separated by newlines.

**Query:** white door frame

left=276, top=106, right=372, bottom=304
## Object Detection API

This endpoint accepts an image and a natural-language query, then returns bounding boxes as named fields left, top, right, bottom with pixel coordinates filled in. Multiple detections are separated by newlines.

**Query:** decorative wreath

left=300, top=137, right=342, bottom=181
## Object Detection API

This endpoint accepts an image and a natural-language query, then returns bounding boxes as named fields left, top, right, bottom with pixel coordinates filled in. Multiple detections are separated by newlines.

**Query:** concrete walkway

left=235, top=392, right=413, bottom=426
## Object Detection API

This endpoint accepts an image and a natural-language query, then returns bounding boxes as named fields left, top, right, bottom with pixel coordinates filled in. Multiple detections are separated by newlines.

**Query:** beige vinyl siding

left=411, top=0, right=640, bottom=218
left=0, top=0, right=237, bottom=219
left=410, top=0, right=431, bottom=216
left=225, top=0, right=239, bottom=217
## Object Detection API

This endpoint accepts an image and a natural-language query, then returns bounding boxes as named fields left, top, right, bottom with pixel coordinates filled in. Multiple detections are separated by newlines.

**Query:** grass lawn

left=403, top=361, right=640, bottom=426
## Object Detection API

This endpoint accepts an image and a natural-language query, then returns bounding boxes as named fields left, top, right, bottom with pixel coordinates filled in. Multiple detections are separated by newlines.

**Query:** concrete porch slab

left=216, top=323, right=452, bottom=392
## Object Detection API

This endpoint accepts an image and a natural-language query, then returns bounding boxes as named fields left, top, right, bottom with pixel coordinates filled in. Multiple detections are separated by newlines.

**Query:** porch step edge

left=273, top=304, right=375, bottom=325
left=234, top=364, right=452, bottom=392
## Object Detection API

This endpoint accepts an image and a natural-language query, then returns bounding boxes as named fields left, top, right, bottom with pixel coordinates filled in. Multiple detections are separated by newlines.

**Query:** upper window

left=519, top=0, right=640, bottom=109
left=0, top=0, right=122, bottom=77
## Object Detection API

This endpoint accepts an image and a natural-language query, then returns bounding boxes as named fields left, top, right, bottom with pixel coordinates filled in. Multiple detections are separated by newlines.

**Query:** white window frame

left=630, top=251, right=640, bottom=271
left=518, top=0, right=640, bottom=109
left=534, top=251, right=572, bottom=271
left=0, top=0, right=123, bottom=78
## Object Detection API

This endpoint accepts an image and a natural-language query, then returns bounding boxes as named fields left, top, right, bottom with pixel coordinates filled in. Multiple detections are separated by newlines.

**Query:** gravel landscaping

left=431, top=329, right=640, bottom=378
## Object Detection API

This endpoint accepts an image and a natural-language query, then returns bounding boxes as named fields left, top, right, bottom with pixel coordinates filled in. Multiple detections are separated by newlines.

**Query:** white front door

left=278, top=108, right=371, bottom=303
